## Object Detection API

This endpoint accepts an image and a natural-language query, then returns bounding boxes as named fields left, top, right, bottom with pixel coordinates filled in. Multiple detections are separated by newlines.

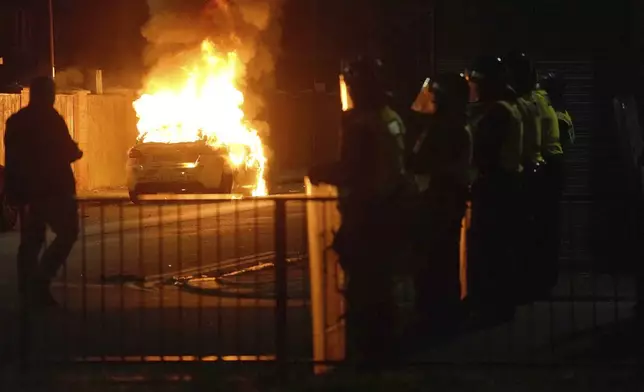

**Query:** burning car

left=130, top=39, right=268, bottom=203
left=0, top=164, right=18, bottom=231
left=126, top=140, right=259, bottom=202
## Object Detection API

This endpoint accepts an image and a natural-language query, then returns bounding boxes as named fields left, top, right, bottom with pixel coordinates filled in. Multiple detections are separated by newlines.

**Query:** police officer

left=535, top=72, right=568, bottom=292
left=505, top=51, right=544, bottom=172
left=408, top=73, right=471, bottom=337
left=465, top=55, right=524, bottom=324
left=504, top=50, right=546, bottom=303
left=308, top=56, right=409, bottom=369
left=539, top=72, right=575, bottom=148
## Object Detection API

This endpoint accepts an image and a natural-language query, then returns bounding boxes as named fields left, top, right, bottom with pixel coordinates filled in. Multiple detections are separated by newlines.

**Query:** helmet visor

left=411, top=78, right=436, bottom=114
left=339, top=74, right=354, bottom=112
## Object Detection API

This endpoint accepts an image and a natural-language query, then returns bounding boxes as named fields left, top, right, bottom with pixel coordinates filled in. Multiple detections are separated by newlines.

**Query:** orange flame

left=133, top=39, right=267, bottom=196
left=339, top=74, right=353, bottom=112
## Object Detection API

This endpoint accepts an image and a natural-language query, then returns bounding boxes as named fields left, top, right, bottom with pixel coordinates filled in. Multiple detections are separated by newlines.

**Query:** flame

left=133, top=39, right=267, bottom=196
left=339, top=74, right=353, bottom=112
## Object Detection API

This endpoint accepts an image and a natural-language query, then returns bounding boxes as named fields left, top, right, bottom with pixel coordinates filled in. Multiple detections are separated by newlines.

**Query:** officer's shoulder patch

left=387, top=120, right=402, bottom=137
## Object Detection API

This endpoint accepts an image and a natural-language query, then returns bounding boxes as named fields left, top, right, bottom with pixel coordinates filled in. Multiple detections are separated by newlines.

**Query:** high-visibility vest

left=410, top=121, right=473, bottom=192
left=380, top=106, right=406, bottom=175
left=469, top=101, right=524, bottom=175
left=557, top=110, right=575, bottom=147
left=497, top=100, right=525, bottom=173
left=338, top=106, right=408, bottom=201
left=533, top=90, right=563, bottom=158
left=516, top=95, right=545, bottom=166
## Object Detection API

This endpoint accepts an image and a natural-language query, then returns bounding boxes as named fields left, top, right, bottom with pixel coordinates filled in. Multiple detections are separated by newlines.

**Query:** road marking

left=0, top=205, right=304, bottom=249
left=80, top=213, right=298, bottom=244
left=80, top=201, right=275, bottom=236
left=50, top=252, right=278, bottom=290
left=75, top=355, right=276, bottom=363
left=145, top=252, right=276, bottom=282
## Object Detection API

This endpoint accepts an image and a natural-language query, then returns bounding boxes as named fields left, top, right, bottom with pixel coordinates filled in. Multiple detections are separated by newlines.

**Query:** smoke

left=55, top=68, right=85, bottom=91
left=141, top=0, right=285, bottom=130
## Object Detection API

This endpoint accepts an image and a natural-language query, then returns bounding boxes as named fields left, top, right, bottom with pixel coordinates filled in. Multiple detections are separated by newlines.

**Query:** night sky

left=0, top=0, right=641, bottom=93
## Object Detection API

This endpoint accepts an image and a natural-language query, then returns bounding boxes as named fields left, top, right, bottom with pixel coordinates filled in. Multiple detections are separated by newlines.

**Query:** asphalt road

left=0, top=194, right=313, bottom=284
left=0, top=191, right=638, bottom=366
left=0, top=192, right=317, bottom=363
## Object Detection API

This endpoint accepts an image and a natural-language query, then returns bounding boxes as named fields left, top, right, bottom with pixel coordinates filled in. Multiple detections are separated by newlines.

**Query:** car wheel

left=129, top=191, right=141, bottom=205
left=0, top=193, right=17, bottom=231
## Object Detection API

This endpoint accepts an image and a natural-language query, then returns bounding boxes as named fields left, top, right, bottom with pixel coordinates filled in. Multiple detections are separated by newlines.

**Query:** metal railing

left=5, top=196, right=314, bottom=369
left=0, top=194, right=639, bottom=371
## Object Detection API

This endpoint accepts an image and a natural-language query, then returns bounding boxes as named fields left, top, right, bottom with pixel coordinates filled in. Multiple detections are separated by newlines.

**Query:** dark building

left=56, top=0, right=148, bottom=88
left=273, top=0, right=644, bottom=273
left=0, top=0, right=52, bottom=87
left=0, top=0, right=147, bottom=89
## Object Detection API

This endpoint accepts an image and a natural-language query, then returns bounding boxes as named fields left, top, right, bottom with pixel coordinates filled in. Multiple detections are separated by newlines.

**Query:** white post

left=305, top=177, right=345, bottom=374
left=48, top=0, right=55, bottom=79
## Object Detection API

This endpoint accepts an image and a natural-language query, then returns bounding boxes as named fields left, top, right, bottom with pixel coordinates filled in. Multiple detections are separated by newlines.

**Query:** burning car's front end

left=130, top=39, right=268, bottom=200
left=126, top=141, right=258, bottom=202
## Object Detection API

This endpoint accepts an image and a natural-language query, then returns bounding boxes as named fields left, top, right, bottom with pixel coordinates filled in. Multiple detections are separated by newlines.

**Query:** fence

left=0, top=89, right=343, bottom=193
left=0, top=194, right=640, bottom=373
left=0, top=90, right=139, bottom=191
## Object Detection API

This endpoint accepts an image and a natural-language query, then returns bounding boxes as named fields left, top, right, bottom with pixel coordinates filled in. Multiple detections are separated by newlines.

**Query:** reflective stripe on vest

left=516, top=96, right=544, bottom=165
left=380, top=106, right=407, bottom=175
left=533, top=90, right=563, bottom=157
left=557, top=110, right=575, bottom=146
left=465, top=123, right=477, bottom=184
left=496, top=100, right=524, bottom=173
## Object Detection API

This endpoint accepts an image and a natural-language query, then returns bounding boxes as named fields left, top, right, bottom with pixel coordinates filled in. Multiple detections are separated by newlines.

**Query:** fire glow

left=133, top=39, right=267, bottom=196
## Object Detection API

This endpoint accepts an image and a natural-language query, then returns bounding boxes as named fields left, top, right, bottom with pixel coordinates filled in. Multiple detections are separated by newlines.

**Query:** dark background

left=0, top=0, right=641, bottom=94
left=0, top=0, right=643, bottom=271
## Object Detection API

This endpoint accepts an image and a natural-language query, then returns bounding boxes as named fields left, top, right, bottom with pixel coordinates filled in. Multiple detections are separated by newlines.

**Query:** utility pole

left=429, top=0, right=437, bottom=77
left=48, top=0, right=56, bottom=79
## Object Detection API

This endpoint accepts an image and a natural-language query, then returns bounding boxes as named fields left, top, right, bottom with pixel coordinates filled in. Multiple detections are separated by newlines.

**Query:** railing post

left=274, top=199, right=288, bottom=371
left=17, top=209, right=31, bottom=374
left=18, top=297, right=29, bottom=374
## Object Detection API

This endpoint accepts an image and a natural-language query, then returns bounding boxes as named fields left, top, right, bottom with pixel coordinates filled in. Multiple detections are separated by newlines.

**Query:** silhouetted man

left=465, top=55, right=524, bottom=325
left=408, top=73, right=471, bottom=338
left=309, top=57, right=409, bottom=370
left=4, top=76, right=83, bottom=308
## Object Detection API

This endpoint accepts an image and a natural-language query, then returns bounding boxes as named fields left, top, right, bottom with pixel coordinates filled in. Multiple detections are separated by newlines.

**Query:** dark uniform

left=465, top=55, right=524, bottom=323
left=4, top=77, right=83, bottom=308
left=408, top=73, right=471, bottom=335
left=308, top=57, right=409, bottom=369
left=505, top=50, right=548, bottom=302
left=536, top=72, right=568, bottom=292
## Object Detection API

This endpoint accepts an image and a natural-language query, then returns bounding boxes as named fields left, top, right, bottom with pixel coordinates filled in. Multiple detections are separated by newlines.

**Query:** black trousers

left=414, top=190, right=466, bottom=330
left=516, top=164, right=548, bottom=303
left=537, top=155, right=564, bottom=292
left=467, top=174, right=523, bottom=311
left=18, top=197, right=79, bottom=295
left=334, top=215, right=398, bottom=370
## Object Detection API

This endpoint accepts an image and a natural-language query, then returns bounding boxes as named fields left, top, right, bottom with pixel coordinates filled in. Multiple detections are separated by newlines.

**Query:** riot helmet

left=411, top=72, right=469, bottom=115
left=341, top=56, right=387, bottom=110
left=465, top=55, right=508, bottom=102
left=504, top=50, right=537, bottom=96
left=538, top=71, right=566, bottom=107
